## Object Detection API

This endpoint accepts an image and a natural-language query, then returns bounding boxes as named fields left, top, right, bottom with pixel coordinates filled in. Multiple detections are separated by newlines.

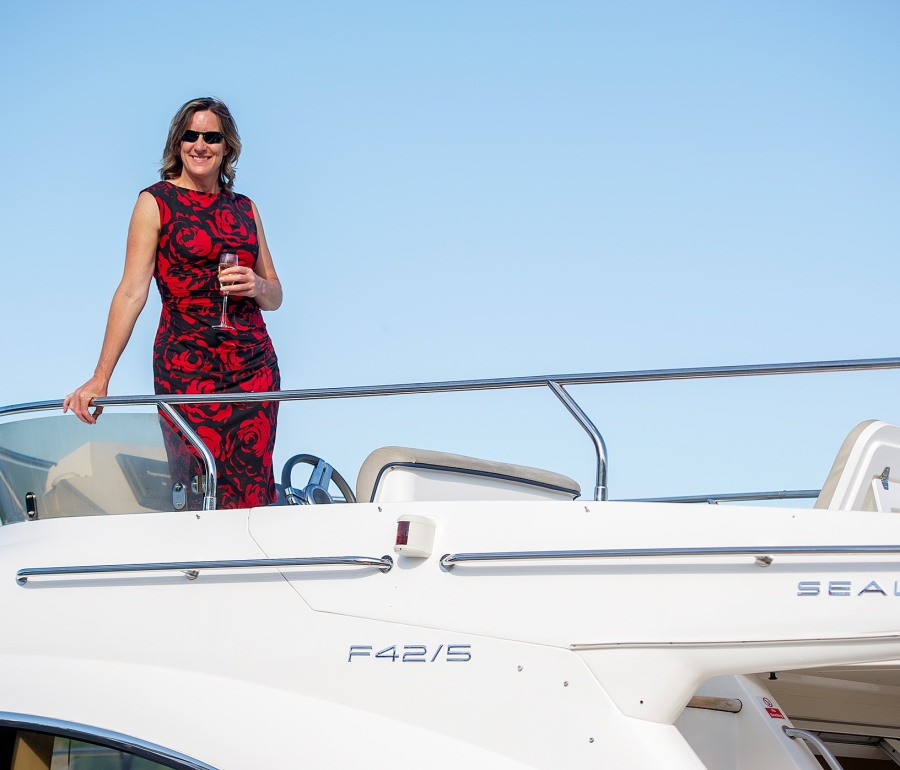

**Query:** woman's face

left=179, top=110, right=227, bottom=183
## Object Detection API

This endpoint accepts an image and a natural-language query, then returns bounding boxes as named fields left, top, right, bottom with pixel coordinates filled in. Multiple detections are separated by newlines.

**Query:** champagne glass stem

left=220, top=294, right=229, bottom=327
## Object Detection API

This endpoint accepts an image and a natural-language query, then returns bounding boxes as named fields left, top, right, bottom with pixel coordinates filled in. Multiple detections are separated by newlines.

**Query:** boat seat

left=815, top=420, right=900, bottom=512
left=356, top=446, right=581, bottom=504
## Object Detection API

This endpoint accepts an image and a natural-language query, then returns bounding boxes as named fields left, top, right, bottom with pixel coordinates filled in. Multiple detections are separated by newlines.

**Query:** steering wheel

left=281, top=454, right=356, bottom=505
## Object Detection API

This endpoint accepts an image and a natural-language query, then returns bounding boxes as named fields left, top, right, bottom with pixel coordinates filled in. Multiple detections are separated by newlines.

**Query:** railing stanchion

left=547, top=381, right=608, bottom=501
left=158, top=402, right=218, bottom=511
left=783, top=728, right=844, bottom=770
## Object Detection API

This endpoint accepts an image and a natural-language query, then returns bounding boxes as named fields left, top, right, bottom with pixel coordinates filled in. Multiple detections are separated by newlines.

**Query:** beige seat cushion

left=356, top=446, right=581, bottom=504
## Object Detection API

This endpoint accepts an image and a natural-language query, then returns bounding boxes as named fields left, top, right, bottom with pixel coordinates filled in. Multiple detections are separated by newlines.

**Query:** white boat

left=2, top=357, right=900, bottom=770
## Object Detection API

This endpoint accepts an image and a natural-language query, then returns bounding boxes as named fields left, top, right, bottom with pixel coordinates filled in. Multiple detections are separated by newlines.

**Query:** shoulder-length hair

left=160, top=97, right=242, bottom=192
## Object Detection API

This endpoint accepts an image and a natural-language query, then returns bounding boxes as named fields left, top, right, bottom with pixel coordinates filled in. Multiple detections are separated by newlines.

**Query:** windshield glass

left=0, top=412, right=203, bottom=523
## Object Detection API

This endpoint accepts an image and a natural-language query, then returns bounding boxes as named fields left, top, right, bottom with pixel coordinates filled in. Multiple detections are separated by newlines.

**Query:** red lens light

left=396, top=521, right=410, bottom=545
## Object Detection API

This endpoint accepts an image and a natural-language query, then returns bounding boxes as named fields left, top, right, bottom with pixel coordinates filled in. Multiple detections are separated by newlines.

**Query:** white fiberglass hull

left=2, top=501, right=900, bottom=768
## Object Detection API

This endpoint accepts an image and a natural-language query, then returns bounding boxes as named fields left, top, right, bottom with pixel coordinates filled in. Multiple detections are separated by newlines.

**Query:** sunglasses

left=181, top=130, right=224, bottom=144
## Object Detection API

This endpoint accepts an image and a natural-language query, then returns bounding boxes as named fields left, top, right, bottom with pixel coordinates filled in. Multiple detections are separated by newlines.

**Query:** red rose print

left=237, top=413, right=272, bottom=458
left=243, top=482, right=266, bottom=507
left=217, top=341, right=247, bottom=372
left=212, top=206, right=237, bottom=237
left=147, top=181, right=279, bottom=509
left=169, top=348, right=211, bottom=374
left=156, top=197, right=172, bottom=226
left=196, top=425, right=223, bottom=457
left=185, top=377, right=217, bottom=394
left=174, top=224, right=213, bottom=257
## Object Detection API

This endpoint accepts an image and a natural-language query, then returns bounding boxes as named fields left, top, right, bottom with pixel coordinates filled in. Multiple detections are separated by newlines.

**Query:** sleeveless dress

left=145, top=181, right=281, bottom=509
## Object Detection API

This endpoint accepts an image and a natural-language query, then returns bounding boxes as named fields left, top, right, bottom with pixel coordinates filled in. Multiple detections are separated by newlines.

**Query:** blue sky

left=1, top=1, right=898, bottom=500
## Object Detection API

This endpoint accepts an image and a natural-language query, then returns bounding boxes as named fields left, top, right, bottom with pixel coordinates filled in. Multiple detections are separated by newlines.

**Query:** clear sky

left=1, top=0, right=898, bottom=501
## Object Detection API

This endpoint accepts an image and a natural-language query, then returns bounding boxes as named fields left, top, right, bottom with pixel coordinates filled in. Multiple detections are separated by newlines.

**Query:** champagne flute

left=213, top=252, right=239, bottom=330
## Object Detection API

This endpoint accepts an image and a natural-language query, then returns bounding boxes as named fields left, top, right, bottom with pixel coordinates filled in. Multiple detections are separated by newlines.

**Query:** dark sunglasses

left=181, top=130, right=224, bottom=144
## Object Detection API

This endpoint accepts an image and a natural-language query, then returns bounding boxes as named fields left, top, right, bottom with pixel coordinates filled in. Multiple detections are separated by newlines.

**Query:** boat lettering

left=797, top=580, right=898, bottom=596
left=348, top=644, right=471, bottom=662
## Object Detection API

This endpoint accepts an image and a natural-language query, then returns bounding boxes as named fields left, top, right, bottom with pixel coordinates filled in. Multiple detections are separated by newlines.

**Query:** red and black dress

left=145, top=181, right=280, bottom=509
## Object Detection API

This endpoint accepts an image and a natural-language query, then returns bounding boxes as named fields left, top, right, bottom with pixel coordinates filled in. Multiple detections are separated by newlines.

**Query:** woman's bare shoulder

left=131, top=190, right=161, bottom=230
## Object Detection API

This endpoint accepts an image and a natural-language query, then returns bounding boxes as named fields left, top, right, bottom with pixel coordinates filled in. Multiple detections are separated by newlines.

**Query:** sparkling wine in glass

left=213, top=252, right=239, bottom=330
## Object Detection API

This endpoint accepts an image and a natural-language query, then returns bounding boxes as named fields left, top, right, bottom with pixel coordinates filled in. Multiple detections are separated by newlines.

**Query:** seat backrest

left=815, top=420, right=900, bottom=511
left=356, top=446, right=581, bottom=504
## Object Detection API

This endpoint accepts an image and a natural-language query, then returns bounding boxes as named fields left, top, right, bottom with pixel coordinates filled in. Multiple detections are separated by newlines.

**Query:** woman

left=64, top=97, right=282, bottom=509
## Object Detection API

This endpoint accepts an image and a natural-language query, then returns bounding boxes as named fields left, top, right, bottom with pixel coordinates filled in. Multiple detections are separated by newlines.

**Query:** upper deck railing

left=2, top=356, right=899, bottom=508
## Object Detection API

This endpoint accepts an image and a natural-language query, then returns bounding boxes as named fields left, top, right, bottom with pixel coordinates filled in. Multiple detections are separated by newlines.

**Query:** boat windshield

left=0, top=412, right=203, bottom=524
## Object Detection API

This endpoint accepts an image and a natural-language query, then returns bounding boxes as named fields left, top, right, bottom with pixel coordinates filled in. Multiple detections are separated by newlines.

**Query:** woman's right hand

left=63, top=375, right=109, bottom=424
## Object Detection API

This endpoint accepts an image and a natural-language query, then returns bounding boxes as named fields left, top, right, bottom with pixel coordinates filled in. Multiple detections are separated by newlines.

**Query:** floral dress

left=145, top=181, right=280, bottom=509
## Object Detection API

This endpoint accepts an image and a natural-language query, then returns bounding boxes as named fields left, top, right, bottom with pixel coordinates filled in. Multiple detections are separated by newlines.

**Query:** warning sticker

left=760, top=696, right=785, bottom=719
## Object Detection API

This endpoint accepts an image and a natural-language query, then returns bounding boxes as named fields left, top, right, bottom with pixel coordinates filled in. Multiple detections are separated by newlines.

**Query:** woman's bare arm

left=218, top=201, right=283, bottom=311
left=63, top=192, right=160, bottom=423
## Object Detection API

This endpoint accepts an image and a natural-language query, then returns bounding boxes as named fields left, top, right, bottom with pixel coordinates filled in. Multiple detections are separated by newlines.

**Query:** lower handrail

left=783, top=727, right=845, bottom=770
left=439, top=545, right=900, bottom=571
left=16, top=555, right=394, bottom=585
left=621, top=489, right=821, bottom=504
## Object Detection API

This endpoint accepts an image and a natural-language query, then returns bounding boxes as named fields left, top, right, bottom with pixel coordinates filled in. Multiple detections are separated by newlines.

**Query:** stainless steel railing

left=438, top=544, right=900, bottom=571
left=3, top=355, right=899, bottom=507
left=158, top=402, right=218, bottom=511
left=547, top=381, right=608, bottom=500
left=623, top=489, right=822, bottom=504
left=783, top=727, right=845, bottom=770
left=16, top=554, right=394, bottom=585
